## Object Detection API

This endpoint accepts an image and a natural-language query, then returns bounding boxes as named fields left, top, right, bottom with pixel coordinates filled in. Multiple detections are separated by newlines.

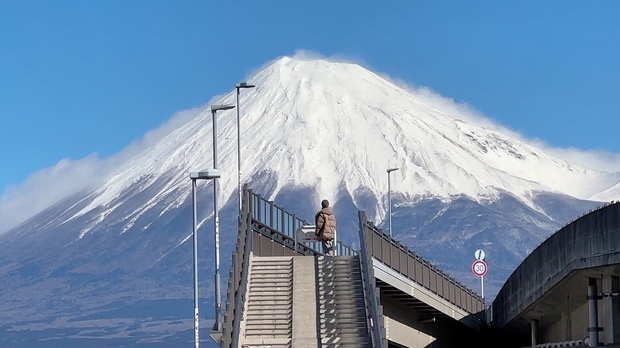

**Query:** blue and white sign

left=474, top=249, right=486, bottom=261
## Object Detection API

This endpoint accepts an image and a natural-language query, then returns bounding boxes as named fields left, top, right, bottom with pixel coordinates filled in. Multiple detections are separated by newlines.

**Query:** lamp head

left=387, top=168, right=399, bottom=173
left=235, top=82, right=256, bottom=89
left=211, top=104, right=235, bottom=113
left=190, top=169, right=221, bottom=180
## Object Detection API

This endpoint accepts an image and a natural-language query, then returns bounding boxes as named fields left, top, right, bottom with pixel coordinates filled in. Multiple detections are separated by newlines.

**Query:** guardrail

left=358, top=211, right=387, bottom=347
left=228, top=186, right=254, bottom=348
left=248, top=191, right=356, bottom=256
left=359, top=212, right=485, bottom=315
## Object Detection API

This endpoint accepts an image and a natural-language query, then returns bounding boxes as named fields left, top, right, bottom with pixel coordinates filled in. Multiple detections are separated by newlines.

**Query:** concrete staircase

left=236, top=255, right=374, bottom=348
left=240, top=256, right=293, bottom=348
left=317, top=256, right=373, bottom=348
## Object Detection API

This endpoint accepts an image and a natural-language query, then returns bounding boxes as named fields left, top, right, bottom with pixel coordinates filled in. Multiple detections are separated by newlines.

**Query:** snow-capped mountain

left=0, top=55, right=617, bottom=346
left=64, top=56, right=616, bottom=234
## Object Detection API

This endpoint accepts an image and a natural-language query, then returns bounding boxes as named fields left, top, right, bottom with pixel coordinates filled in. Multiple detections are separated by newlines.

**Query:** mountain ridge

left=47, top=56, right=619, bottom=238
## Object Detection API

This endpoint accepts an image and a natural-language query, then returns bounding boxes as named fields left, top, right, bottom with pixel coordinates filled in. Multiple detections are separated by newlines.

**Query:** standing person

left=315, top=199, right=337, bottom=256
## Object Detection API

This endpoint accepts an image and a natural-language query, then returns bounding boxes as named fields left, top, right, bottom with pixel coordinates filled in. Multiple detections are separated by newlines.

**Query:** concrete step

left=241, top=337, right=291, bottom=346
left=245, top=310, right=291, bottom=315
left=321, top=335, right=373, bottom=344
left=246, top=300, right=292, bottom=307
left=245, top=328, right=292, bottom=335
left=249, top=287, right=292, bottom=293
left=317, top=290, right=364, bottom=296
left=319, top=315, right=368, bottom=321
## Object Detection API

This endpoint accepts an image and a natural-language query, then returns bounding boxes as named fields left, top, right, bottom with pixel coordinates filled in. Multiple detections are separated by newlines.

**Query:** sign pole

left=473, top=249, right=487, bottom=299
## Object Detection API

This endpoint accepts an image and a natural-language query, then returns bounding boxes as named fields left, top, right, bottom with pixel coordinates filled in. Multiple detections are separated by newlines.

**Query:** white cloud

left=0, top=106, right=204, bottom=234
left=0, top=155, right=106, bottom=234
left=543, top=147, right=620, bottom=173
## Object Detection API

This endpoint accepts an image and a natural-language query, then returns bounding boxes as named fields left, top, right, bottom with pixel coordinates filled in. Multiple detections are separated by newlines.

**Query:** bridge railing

left=359, top=212, right=485, bottom=315
left=222, top=185, right=254, bottom=348
left=248, top=191, right=356, bottom=256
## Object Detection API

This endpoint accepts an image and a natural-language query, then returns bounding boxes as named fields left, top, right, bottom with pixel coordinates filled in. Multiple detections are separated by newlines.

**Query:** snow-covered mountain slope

left=590, top=181, right=620, bottom=202
left=61, top=56, right=619, bottom=239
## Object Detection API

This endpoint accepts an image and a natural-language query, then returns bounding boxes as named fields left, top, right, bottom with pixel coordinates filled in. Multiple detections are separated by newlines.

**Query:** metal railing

left=359, top=212, right=485, bottom=315
left=248, top=191, right=356, bottom=256
left=228, top=187, right=254, bottom=348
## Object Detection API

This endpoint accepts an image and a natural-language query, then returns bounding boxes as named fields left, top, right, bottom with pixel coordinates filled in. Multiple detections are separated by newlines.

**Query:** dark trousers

left=322, top=239, right=334, bottom=256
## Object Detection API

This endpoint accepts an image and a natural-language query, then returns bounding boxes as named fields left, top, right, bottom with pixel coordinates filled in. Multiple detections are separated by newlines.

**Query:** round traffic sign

left=472, top=260, right=488, bottom=277
left=474, top=249, right=486, bottom=260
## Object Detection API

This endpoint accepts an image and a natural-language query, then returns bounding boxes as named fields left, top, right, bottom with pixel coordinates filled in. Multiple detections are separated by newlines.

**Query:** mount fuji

left=1, top=55, right=617, bottom=346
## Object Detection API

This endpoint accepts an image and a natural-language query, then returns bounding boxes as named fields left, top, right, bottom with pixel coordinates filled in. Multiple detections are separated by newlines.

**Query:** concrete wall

left=493, top=202, right=620, bottom=329
left=380, top=288, right=486, bottom=347
left=543, top=297, right=590, bottom=342
left=380, top=295, right=437, bottom=347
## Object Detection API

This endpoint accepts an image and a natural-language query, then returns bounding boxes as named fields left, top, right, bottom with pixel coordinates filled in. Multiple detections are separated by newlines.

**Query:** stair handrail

left=358, top=211, right=385, bottom=348
left=229, top=187, right=255, bottom=348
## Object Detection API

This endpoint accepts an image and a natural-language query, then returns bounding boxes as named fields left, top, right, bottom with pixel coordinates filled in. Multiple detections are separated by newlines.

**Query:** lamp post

left=235, top=82, right=255, bottom=215
left=210, top=104, right=235, bottom=334
left=387, top=168, right=399, bottom=238
left=190, top=169, right=221, bottom=348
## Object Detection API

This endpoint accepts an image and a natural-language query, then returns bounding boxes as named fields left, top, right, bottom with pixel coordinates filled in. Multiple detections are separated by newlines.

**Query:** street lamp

left=235, top=82, right=256, bottom=215
left=387, top=168, right=399, bottom=238
left=190, top=169, right=221, bottom=348
left=210, top=104, right=235, bottom=334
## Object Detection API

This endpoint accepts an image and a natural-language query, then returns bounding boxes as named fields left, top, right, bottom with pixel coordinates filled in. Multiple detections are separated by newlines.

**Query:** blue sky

left=1, top=1, right=620, bottom=231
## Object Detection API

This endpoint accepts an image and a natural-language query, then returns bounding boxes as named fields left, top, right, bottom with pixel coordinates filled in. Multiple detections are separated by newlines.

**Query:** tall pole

left=211, top=109, right=222, bottom=332
left=192, top=178, right=200, bottom=348
left=387, top=168, right=399, bottom=238
left=388, top=173, right=392, bottom=237
left=235, top=82, right=255, bottom=217
left=209, top=104, right=234, bottom=334
left=236, top=89, right=241, bottom=214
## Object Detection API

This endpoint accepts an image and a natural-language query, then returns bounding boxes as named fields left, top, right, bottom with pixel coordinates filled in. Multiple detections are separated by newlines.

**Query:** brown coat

left=315, top=207, right=336, bottom=241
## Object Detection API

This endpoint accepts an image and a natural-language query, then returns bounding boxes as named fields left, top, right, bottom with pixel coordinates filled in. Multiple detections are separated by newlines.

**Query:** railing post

left=256, top=194, right=262, bottom=224
left=290, top=214, right=296, bottom=239
left=269, top=201, right=274, bottom=228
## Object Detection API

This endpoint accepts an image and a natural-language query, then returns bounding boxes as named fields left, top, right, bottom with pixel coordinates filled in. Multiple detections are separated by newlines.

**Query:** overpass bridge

left=491, top=201, right=620, bottom=348
left=213, top=186, right=485, bottom=347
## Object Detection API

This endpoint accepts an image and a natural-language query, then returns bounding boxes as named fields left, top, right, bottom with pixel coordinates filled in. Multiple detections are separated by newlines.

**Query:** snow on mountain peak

left=68, top=55, right=617, bottom=228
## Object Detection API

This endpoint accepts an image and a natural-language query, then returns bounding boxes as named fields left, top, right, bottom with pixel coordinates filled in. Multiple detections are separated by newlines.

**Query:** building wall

left=543, top=300, right=590, bottom=342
